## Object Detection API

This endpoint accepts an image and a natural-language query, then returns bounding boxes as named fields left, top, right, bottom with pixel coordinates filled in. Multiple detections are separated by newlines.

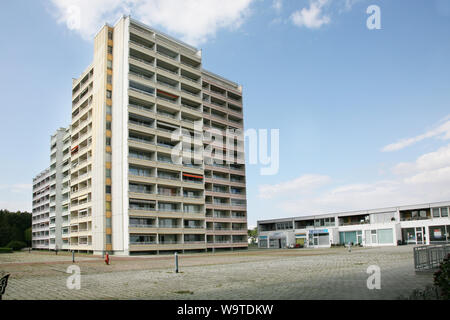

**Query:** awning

left=183, top=173, right=203, bottom=179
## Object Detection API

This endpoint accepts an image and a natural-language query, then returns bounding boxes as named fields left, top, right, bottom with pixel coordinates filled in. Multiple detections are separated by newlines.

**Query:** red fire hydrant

left=105, top=253, right=110, bottom=265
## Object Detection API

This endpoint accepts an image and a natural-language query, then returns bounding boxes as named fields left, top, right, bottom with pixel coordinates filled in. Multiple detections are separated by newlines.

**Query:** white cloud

left=341, top=0, right=363, bottom=12
left=0, top=183, right=32, bottom=193
left=381, top=117, right=450, bottom=152
left=272, top=0, right=283, bottom=13
left=290, top=0, right=331, bottom=29
left=393, top=144, right=450, bottom=175
left=49, top=0, right=254, bottom=45
left=259, top=143, right=450, bottom=217
left=258, top=174, right=331, bottom=199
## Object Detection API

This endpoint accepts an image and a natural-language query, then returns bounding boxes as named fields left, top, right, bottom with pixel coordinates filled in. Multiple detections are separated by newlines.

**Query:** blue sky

left=1, top=0, right=450, bottom=228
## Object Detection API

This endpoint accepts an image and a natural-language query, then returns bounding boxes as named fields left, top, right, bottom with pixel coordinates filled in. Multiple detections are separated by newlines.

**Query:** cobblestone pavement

left=0, top=246, right=434, bottom=300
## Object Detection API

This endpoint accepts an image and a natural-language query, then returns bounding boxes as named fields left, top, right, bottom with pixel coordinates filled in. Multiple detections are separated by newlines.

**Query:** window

left=108, top=31, right=113, bottom=40
left=105, top=201, right=111, bottom=211
left=441, top=207, right=449, bottom=217
left=106, top=105, right=112, bottom=115
left=106, top=185, right=111, bottom=194
left=106, top=234, right=112, bottom=244
left=106, top=90, right=112, bottom=99
left=107, top=60, right=113, bottom=70
left=106, top=121, right=111, bottom=130
left=107, top=75, right=112, bottom=84
left=108, top=46, right=113, bottom=54
left=377, top=229, right=393, bottom=244
left=106, top=217, right=112, bottom=228
left=433, top=208, right=440, bottom=218
left=106, top=169, right=111, bottom=178
left=106, top=137, right=111, bottom=146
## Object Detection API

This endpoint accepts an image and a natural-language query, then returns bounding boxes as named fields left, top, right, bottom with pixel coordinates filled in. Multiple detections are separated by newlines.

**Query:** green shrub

left=0, top=247, right=13, bottom=253
left=434, top=254, right=450, bottom=300
left=6, top=240, right=27, bottom=251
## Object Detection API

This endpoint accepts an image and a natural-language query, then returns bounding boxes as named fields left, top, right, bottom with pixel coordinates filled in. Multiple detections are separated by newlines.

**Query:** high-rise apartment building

left=50, top=127, right=72, bottom=251
left=34, top=16, right=248, bottom=256
left=32, top=169, right=51, bottom=249
left=32, top=127, right=71, bottom=250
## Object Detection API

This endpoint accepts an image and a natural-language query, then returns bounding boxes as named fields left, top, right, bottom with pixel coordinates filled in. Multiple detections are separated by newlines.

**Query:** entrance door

left=371, top=230, right=377, bottom=244
left=416, top=227, right=424, bottom=244
left=357, top=231, right=362, bottom=245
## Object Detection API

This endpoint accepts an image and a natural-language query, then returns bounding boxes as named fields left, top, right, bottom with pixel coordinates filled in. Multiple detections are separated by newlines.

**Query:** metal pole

left=72, top=250, right=75, bottom=263
left=175, top=252, right=179, bottom=273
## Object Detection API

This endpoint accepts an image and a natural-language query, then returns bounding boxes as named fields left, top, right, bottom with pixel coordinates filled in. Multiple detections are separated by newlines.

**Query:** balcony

left=156, top=45, right=179, bottom=61
left=129, top=80, right=155, bottom=97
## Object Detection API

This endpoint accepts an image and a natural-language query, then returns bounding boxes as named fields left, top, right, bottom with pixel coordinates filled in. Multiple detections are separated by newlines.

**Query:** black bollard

left=175, top=252, right=179, bottom=273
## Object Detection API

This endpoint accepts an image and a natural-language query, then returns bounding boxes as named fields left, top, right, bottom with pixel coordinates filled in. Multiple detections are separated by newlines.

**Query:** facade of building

left=258, top=201, right=450, bottom=249
left=33, top=16, right=248, bottom=256
left=33, top=127, right=71, bottom=250
left=32, top=169, right=51, bottom=249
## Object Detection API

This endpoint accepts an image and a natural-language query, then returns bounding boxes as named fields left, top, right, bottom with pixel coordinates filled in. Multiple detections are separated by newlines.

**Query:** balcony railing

left=129, top=224, right=157, bottom=228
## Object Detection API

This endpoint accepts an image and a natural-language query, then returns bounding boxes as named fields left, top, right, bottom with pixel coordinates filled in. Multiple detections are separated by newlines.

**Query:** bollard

left=72, top=250, right=75, bottom=263
left=347, top=242, right=352, bottom=252
left=175, top=252, right=179, bottom=273
left=105, top=252, right=110, bottom=265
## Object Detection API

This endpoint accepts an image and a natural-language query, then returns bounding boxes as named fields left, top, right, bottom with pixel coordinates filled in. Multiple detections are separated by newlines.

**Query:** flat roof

left=128, top=16, right=199, bottom=54
left=257, top=200, right=450, bottom=224
left=202, top=69, right=240, bottom=90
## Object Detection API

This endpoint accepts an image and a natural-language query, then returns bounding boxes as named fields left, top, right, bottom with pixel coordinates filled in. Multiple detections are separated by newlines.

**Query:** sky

left=0, top=0, right=450, bottom=228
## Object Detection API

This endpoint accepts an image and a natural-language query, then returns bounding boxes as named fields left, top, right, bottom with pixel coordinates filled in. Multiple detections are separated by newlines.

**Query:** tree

left=434, top=254, right=450, bottom=300
left=24, top=227, right=32, bottom=246
left=0, top=210, right=31, bottom=247
left=248, top=227, right=258, bottom=244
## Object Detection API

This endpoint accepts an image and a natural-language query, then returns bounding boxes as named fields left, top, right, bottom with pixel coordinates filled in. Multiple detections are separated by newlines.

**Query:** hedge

left=6, top=240, right=27, bottom=251
left=0, top=247, right=13, bottom=253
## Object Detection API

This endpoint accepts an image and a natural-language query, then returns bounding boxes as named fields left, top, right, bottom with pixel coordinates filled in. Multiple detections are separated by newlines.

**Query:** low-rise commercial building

left=257, top=201, right=450, bottom=249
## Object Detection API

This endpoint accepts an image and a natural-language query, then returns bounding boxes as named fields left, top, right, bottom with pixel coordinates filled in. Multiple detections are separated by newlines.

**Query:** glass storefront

left=308, top=230, right=329, bottom=246
left=402, top=228, right=416, bottom=244
left=341, top=229, right=392, bottom=245
left=339, top=231, right=357, bottom=245
left=259, top=239, right=268, bottom=248
left=377, top=229, right=394, bottom=244
left=429, top=225, right=450, bottom=243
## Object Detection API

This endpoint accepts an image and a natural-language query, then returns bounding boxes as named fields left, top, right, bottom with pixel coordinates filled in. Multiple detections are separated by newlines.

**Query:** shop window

left=377, top=229, right=393, bottom=244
